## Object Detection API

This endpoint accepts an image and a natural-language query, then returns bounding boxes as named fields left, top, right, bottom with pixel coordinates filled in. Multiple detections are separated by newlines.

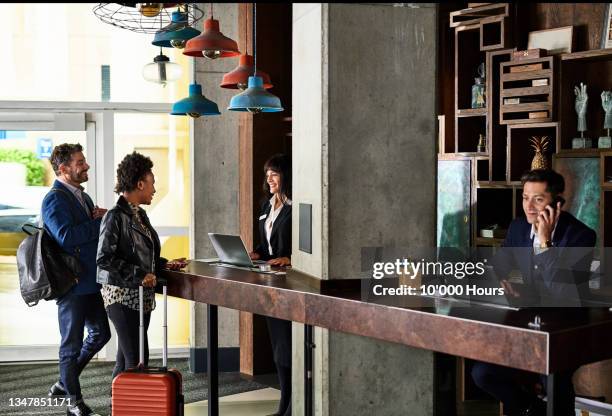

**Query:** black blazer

left=492, top=211, right=596, bottom=303
left=254, top=199, right=291, bottom=261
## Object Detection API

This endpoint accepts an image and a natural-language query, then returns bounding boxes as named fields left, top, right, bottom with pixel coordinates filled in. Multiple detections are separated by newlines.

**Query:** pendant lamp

left=93, top=3, right=204, bottom=34
left=143, top=48, right=183, bottom=86
left=183, top=3, right=240, bottom=59
left=153, top=10, right=201, bottom=49
left=228, top=3, right=283, bottom=113
left=171, top=58, right=220, bottom=117
left=220, top=54, right=272, bottom=90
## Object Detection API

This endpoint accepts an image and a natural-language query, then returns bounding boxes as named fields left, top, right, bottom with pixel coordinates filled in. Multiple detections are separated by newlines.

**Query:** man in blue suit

left=42, top=143, right=110, bottom=416
left=471, top=169, right=596, bottom=416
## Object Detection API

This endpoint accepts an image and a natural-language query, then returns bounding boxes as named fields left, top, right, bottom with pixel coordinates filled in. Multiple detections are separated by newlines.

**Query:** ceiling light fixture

left=227, top=3, right=283, bottom=113
left=93, top=3, right=204, bottom=34
left=152, top=7, right=201, bottom=49
left=171, top=59, right=220, bottom=117
left=183, top=3, right=240, bottom=59
left=143, top=48, right=183, bottom=86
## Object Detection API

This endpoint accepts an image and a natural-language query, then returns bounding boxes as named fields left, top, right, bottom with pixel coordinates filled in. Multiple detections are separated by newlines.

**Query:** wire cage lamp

left=93, top=3, right=204, bottom=34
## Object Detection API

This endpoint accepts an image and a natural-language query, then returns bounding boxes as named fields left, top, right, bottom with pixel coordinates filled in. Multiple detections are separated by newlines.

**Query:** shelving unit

left=439, top=5, right=612, bottom=406
left=500, top=57, right=555, bottom=124
left=506, top=122, right=559, bottom=183
left=487, top=48, right=515, bottom=182
left=558, top=49, right=612, bottom=151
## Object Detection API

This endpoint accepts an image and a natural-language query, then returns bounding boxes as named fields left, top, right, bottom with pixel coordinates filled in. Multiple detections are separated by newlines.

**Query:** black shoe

left=66, top=400, right=101, bottom=416
left=48, top=381, right=66, bottom=397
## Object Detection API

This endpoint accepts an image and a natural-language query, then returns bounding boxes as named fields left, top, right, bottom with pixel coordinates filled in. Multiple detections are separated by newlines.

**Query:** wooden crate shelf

left=506, top=122, right=559, bottom=183
left=450, top=3, right=509, bottom=28
left=603, top=151, right=612, bottom=186
left=480, top=15, right=509, bottom=51
left=559, top=50, right=612, bottom=151
left=499, top=57, right=555, bottom=125
left=457, top=108, right=487, bottom=117
left=487, top=48, right=514, bottom=182
left=500, top=86, right=550, bottom=97
left=473, top=187, right=513, bottom=244
left=474, top=237, right=506, bottom=246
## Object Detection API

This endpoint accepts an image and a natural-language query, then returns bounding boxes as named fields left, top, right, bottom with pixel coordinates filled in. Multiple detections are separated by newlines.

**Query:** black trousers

left=107, top=303, right=151, bottom=380
left=471, top=361, right=576, bottom=415
left=266, top=317, right=292, bottom=416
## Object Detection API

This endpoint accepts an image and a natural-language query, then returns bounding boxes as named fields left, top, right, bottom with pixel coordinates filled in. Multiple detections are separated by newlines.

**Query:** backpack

left=16, top=188, right=83, bottom=306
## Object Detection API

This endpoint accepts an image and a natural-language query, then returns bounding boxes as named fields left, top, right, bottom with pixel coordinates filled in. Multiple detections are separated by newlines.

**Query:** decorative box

left=512, top=48, right=546, bottom=61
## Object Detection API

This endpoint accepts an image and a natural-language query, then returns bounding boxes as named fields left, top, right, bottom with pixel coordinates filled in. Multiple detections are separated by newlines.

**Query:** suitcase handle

left=139, top=284, right=168, bottom=368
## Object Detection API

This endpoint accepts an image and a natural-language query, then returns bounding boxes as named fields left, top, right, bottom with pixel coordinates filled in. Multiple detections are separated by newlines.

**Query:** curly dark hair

left=115, top=151, right=154, bottom=194
left=49, top=143, right=83, bottom=175
left=262, top=153, right=291, bottom=200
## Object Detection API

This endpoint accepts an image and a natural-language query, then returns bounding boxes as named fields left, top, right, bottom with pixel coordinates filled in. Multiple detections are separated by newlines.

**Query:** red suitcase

left=112, top=286, right=184, bottom=416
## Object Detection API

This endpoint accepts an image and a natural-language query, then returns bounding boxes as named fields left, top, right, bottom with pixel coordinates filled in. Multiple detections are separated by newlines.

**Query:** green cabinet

left=437, top=159, right=471, bottom=252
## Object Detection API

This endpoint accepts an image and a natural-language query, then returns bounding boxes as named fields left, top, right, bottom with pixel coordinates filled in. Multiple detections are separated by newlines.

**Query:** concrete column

left=190, top=2, right=240, bottom=371
left=292, top=3, right=438, bottom=415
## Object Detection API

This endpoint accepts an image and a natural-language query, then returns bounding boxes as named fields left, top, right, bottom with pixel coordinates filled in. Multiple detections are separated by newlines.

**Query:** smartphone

left=548, top=195, right=565, bottom=210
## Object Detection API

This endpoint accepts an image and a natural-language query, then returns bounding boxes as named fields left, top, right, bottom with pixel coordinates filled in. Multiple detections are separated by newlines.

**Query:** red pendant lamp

left=221, top=54, right=272, bottom=90
left=183, top=3, right=240, bottom=59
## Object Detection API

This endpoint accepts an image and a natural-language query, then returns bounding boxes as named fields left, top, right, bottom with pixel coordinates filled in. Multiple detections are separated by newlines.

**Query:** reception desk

left=162, top=261, right=612, bottom=416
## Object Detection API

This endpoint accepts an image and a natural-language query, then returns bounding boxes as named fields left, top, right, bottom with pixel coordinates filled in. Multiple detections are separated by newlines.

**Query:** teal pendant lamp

left=228, top=3, right=283, bottom=113
left=171, top=57, right=220, bottom=117
left=152, top=10, right=201, bottom=49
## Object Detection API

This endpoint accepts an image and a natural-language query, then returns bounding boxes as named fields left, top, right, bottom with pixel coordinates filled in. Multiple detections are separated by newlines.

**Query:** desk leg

left=208, top=304, right=219, bottom=416
left=546, top=373, right=560, bottom=416
left=304, top=324, right=314, bottom=416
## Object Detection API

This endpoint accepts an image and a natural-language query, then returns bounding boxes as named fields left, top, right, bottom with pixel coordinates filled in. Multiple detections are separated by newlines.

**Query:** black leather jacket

left=96, top=196, right=166, bottom=289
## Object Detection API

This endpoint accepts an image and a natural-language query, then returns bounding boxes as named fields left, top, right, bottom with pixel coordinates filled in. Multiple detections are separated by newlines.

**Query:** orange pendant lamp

left=221, top=54, right=272, bottom=90
left=183, top=3, right=240, bottom=59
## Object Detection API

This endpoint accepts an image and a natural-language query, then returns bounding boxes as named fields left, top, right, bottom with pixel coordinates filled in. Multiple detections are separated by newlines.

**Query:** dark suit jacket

left=254, top=199, right=292, bottom=261
left=41, top=180, right=101, bottom=295
left=492, top=211, right=596, bottom=304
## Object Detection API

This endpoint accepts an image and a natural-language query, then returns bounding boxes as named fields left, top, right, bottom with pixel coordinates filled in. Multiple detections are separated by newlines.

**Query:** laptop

left=207, top=233, right=267, bottom=268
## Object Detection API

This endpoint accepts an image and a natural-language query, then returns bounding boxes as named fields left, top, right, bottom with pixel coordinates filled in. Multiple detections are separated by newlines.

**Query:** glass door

left=0, top=113, right=93, bottom=361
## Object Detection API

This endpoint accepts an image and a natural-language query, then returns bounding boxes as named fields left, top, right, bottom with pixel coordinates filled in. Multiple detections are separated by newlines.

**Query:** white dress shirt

left=265, top=196, right=291, bottom=256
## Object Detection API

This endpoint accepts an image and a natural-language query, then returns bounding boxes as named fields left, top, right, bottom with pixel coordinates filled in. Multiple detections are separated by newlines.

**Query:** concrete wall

left=327, top=3, right=438, bottom=279
left=292, top=3, right=438, bottom=415
left=292, top=3, right=327, bottom=279
left=191, top=2, right=240, bottom=350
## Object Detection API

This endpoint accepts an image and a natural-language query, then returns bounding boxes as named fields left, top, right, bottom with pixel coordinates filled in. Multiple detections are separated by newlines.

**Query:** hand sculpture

left=574, top=83, right=588, bottom=133
left=602, top=91, right=612, bottom=130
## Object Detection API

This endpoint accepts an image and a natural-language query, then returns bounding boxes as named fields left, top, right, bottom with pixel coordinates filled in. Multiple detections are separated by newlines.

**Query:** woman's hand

left=249, top=251, right=261, bottom=260
left=142, top=273, right=157, bottom=287
left=165, top=257, right=189, bottom=271
left=268, top=257, right=291, bottom=267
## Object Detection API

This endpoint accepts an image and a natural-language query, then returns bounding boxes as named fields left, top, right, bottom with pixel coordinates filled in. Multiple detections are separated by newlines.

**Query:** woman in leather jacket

left=96, top=151, right=185, bottom=379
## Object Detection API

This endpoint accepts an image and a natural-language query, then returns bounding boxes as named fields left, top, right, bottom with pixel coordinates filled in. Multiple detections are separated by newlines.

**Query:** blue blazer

left=492, top=211, right=596, bottom=303
left=41, top=180, right=102, bottom=295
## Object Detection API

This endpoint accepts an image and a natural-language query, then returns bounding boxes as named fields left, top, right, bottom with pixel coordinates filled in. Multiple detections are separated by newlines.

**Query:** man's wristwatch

left=540, top=240, right=553, bottom=249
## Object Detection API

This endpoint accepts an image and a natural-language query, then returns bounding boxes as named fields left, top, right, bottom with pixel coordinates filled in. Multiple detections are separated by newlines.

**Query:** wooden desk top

left=162, top=261, right=612, bottom=375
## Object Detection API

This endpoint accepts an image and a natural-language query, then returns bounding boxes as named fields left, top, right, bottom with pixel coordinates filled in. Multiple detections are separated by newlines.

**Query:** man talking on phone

left=471, top=169, right=596, bottom=416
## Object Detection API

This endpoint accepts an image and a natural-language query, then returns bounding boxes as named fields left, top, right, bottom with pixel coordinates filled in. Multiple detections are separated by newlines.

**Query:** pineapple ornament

left=530, top=136, right=550, bottom=170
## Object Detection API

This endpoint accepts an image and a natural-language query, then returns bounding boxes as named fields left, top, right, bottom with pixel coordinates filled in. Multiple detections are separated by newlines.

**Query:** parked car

left=0, top=205, right=39, bottom=256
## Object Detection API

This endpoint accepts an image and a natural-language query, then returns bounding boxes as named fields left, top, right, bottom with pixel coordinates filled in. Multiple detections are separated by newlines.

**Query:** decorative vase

left=477, top=134, right=486, bottom=153
left=471, top=77, right=485, bottom=109
left=530, top=136, right=550, bottom=170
